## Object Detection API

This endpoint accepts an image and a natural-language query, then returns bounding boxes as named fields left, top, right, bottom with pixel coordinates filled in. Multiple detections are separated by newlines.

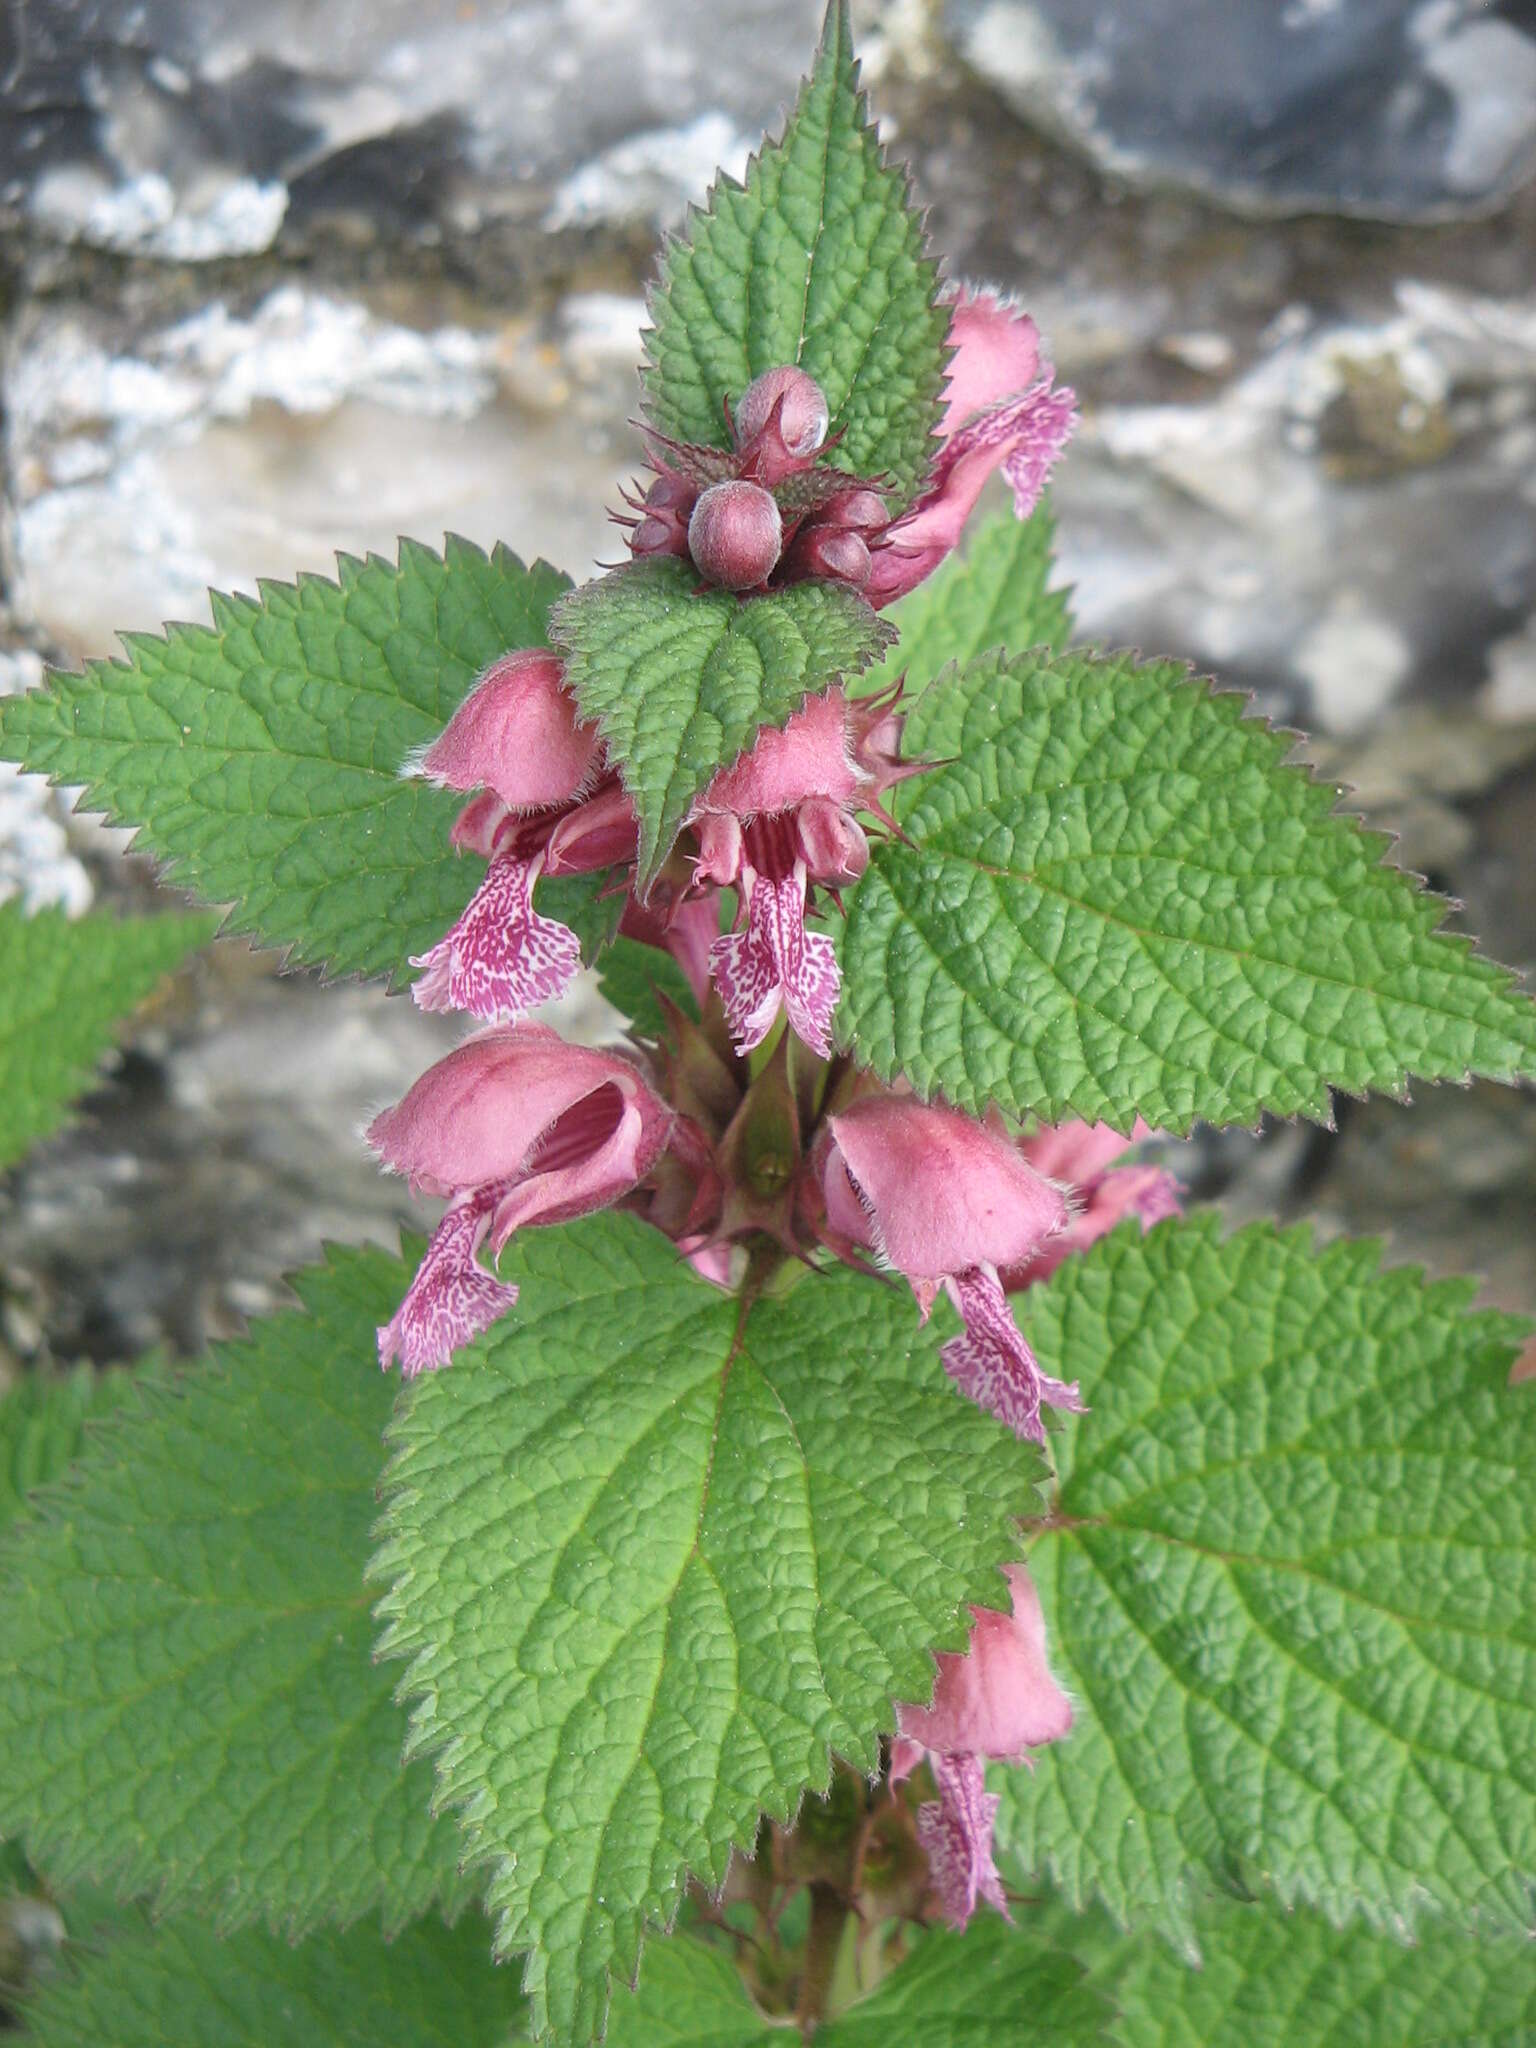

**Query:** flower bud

left=819, top=487, right=888, bottom=533
left=627, top=471, right=695, bottom=560
left=783, top=525, right=871, bottom=589
left=733, top=366, right=830, bottom=457
left=688, top=480, right=783, bottom=591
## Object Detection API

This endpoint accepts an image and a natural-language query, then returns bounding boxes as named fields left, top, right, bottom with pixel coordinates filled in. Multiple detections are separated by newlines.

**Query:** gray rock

left=1, top=0, right=825, bottom=257
left=1047, top=279, right=1536, bottom=738
left=4, top=279, right=646, bottom=653
left=946, top=0, right=1536, bottom=220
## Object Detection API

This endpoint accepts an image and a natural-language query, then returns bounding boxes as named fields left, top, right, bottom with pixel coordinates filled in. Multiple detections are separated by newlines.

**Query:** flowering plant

left=2, top=7, right=1535, bottom=2043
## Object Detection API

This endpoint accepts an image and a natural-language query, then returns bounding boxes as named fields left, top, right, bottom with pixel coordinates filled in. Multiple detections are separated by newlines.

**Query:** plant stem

left=794, top=1881, right=850, bottom=2037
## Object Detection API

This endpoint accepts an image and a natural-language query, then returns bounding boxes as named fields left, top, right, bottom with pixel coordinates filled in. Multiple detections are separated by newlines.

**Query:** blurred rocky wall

left=0, top=0, right=1531, bottom=1373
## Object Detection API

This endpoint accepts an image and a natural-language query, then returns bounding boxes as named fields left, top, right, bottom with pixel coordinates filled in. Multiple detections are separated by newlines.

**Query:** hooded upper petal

left=825, top=1096, right=1067, bottom=1284
left=421, top=648, right=603, bottom=811
left=1018, top=1119, right=1147, bottom=1184
left=1009, top=1120, right=1183, bottom=1288
left=367, top=1023, right=665, bottom=1199
left=865, top=288, right=1076, bottom=609
left=896, top=1563, right=1072, bottom=1762
left=694, top=689, right=862, bottom=821
left=938, top=290, right=1041, bottom=433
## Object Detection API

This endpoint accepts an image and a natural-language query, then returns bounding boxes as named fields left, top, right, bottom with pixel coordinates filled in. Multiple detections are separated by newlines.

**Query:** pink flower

left=866, top=288, right=1077, bottom=608
left=820, top=1095, right=1080, bottom=1443
left=893, top=1563, right=1071, bottom=1930
left=369, top=1024, right=672, bottom=1373
left=409, top=851, right=585, bottom=1023
left=1007, top=1121, right=1183, bottom=1289
left=409, top=650, right=635, bottom=1024
left=689, top=687, right=921, bottom=1060
left=420, top=648, right=603, bottom=811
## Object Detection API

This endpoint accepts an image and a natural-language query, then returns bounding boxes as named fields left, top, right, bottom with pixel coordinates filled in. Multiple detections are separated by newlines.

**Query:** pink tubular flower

left=1008, top=1120, right=1182, bottom=1288
left=420, top=648, right=603, bottom=810
left=893, top=1563, right=1071, bottom=1930
left=689, top=686, right=921, bottom=1059
left=408, top=649, right=635, bottom=1024
left=820, top=1095, right=1081, bottom=1444
left=866, top=287, right=1077, bottom=608
left=369, top=1024, right=672, bottom=1374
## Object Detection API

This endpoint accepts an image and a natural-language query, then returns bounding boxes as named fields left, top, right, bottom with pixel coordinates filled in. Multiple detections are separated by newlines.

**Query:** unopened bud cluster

left=616, top=365, right=887, bottom=596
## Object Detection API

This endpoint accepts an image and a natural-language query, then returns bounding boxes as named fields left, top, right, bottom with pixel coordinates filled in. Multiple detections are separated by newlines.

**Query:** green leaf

left=536, top=870, right=628, bottom=963
left=995, top=1216, right=1536, bottom=1944
left=640, top=0, right=947, bottom=509
left=0, top=1363, right=137, bottom=1534
left=0, top=1245, right=467, bottom=1936
left=23, top=1909, right=525, bottom=2048
left=0, top=903, right=215, bottom=1170
left=1059, top=1889, right=1536, bottom=2048
left=854, top=502, right=1073, bottom=701
left=0, top=540, right=570, bottom=985
left=603, top=1918, right=1111, bottom=2044
left=551, top=560, right=894, bottom=891
left=372, top=1212, right=1043, bottom=2043
left=598, top=937, right=700, bottom=1037
left=838, top=649, right=1536, bottom=1130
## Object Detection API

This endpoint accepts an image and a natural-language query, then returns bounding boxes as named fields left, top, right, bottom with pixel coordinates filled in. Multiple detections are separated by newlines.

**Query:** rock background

left=0, top=0, right=1532, bottom=1379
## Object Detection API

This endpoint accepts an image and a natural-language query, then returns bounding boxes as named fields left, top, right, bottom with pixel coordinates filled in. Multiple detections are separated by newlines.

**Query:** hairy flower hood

left=420, top=648, right=604, bottom=812
left=866, top=287, right=1077, bottom=608
left=694, top=689, right=864, bottom=820
left=822, top=1096, right=1068, bottom=1288
left=895, top=1562, right=1072, bottom=1766
left=367, top=1023, right=671, bottom=1236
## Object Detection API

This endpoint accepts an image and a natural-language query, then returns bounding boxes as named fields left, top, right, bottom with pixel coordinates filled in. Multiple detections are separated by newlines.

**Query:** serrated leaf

left=551, top=560, right=894, bottom=890
left=598, top=938, right=700, bottom=1037
left=839, top=648, right=1536, bottom=1130
left=371, top=1212, right=1042, bottom=2044
left=0, top=903, right=214, bottom=1170
left=0, top=1245, right=467, bottom=1936
left=0, top=1364, right=137, bottom=1533
left=22, top=1908, right=524, bottom=2048
left=0, top=540, right=569, bottom=984
left=640, top=0, right=947, bottom=509
left=995, top=1216, right=1536, bottom=1944
left=1055, top=1889, right=1536, bottom=2048
left=602, top=1917, right=1110, bottom=2044
left=854, top=502, right=1073, bottom=701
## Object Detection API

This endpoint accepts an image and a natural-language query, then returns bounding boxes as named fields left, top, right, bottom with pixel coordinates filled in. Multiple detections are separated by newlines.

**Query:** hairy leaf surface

left=0, top=904, right=215, bottom=1169
left=373, top=1212, right=1043, bottom=2042
left=0, top=1246, right=466, bottom=1934
left=604, top=1916, right=1109, bottom=2044
left=0, top=541, right=568, bottom=983
left=998, top=1217, right=1536, bottom=1943
left=0, top=1364, right=137, bottom=1533
left=552, top=560, right=892, bottom=890
left=1062, top=1890, right=1536, bottom=2048
left=640, top=1, right=947, bottom=508
left=840, top=649, right=1536, bottom=1128
left=22, top=1908, right=522, bottom=2048
left=598, top=937, right=701, bottom=1037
